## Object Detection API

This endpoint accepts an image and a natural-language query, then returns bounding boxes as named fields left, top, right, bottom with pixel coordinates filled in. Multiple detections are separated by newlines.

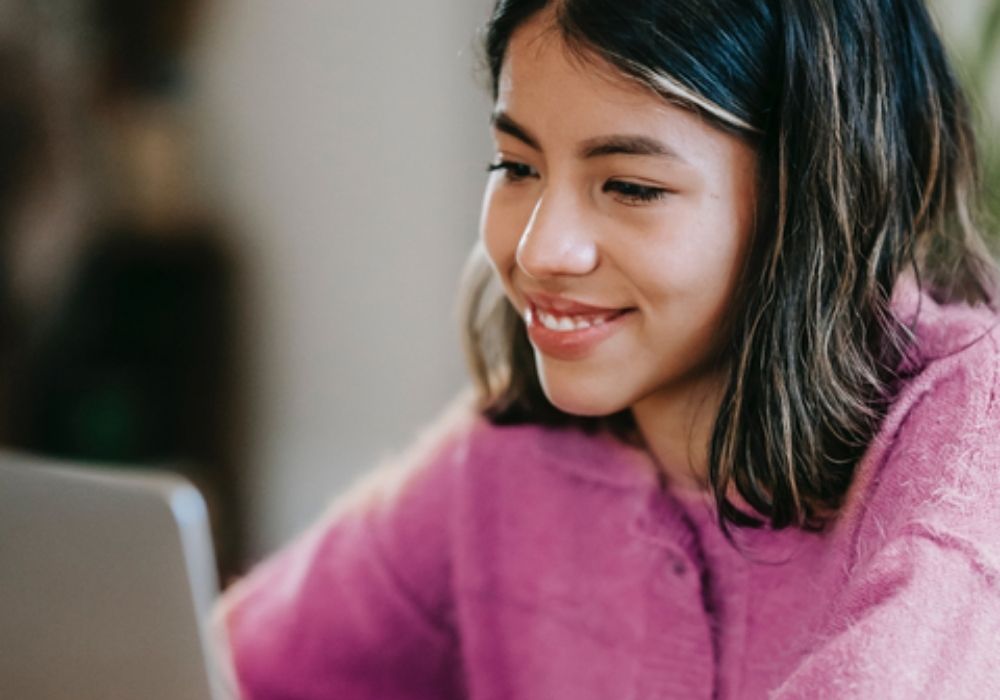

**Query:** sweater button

left=670, top=558, right=687, bottom=576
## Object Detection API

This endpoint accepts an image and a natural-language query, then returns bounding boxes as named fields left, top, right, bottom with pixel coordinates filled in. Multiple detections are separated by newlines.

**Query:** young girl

left=217, top=1, right=1000, bottom=697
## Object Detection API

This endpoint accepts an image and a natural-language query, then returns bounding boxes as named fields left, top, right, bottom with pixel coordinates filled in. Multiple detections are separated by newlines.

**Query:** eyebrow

left=490, top=110, right=687, bottom=164
left=491, top=111, right=540, bottom=150
left=577, top=134, right=685, bottom=162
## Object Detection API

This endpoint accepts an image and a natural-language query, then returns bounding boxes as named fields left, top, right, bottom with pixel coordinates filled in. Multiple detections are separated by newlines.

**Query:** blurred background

left=0, top=0, right=995, bottom=580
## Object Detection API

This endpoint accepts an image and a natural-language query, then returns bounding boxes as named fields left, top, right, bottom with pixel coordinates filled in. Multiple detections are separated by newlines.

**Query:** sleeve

left=771, top=531, right=1000, bottom=699
left=772, top=346, right=1000, bottom=700
left=213, top=407, right=472, bottom=700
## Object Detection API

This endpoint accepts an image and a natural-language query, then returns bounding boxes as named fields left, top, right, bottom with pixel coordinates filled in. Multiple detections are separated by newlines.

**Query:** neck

left=630, top=372, right=726, bottom=492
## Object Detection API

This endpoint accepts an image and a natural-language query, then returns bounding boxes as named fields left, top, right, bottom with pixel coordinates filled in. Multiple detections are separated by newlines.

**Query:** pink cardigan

left=217, top=286, right=1000, bottom=699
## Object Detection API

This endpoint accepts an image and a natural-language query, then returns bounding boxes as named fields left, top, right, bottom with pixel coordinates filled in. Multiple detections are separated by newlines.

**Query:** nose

left=515, top=190, right=598, bottom=279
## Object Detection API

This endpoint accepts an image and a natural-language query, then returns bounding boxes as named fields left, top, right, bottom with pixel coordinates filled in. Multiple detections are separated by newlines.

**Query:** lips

left=523, top=292, right=625, bottom=316
left=522, top=292, right=635, bottom=360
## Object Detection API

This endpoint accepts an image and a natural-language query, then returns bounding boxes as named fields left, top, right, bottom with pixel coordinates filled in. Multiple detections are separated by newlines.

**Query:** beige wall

left=191, top=1, right=494, bottom=558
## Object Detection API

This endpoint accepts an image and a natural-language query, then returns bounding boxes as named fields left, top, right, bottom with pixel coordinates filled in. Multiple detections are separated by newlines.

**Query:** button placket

left=629, top=490, right=718, bottom=699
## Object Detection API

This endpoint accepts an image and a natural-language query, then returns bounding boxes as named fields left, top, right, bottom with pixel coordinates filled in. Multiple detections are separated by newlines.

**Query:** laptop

left=0, top=451, right=233, bottom=699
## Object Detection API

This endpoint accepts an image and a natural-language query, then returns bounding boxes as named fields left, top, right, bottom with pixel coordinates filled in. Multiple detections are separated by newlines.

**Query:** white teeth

left=537, top=310, right=559, bottom=330
left=536, top=308, right=613, bottom=332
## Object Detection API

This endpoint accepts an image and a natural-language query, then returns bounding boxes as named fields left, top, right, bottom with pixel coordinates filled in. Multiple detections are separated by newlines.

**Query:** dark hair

left=462, top=0, right=998, bottom=530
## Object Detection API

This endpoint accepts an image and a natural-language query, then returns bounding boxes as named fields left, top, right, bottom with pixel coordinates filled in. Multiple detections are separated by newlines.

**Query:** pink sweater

left=218, top=286, right=1000, bottom=699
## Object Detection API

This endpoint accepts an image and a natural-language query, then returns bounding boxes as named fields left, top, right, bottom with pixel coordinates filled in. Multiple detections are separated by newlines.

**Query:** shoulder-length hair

left=461, top=0, right=998, bottom=530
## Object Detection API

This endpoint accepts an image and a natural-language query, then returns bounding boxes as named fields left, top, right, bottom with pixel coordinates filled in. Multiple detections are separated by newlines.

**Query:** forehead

left=495, top=16, right=733, bottom=160
left=497, top=17, right=662, bottom=117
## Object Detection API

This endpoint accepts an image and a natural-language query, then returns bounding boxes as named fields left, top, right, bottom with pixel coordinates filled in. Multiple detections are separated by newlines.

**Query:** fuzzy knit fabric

left=216, top=284, right=1000, bottom=699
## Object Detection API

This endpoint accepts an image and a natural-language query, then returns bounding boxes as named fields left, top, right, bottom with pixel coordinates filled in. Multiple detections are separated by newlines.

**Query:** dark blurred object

left=0, top=46, right=45, bottom=223
left=94, top=0, right=202, bottom=98
left=9, top=228, right=234, bottom=464
left=0, top=0, right=246, bottom=578
left=0, top=43, right=48, bottom=442
left=6, top=226, right=244, bottom=574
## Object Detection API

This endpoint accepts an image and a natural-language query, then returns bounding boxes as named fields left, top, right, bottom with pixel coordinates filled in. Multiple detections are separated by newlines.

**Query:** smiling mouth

left=530, top=306, right=630, bottom=332
left=523, top=301, right=635, bottom=360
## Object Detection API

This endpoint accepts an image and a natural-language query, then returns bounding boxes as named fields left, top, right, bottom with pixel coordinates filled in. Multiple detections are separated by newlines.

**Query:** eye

left=602, top=180, right=669, bottom=205
left=487, top=159, right=539, bottom=182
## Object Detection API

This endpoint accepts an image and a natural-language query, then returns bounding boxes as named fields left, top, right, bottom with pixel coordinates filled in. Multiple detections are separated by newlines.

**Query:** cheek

left=479, top=183, right=526, bottom=277
left=626, top=218, right=748, bottom=332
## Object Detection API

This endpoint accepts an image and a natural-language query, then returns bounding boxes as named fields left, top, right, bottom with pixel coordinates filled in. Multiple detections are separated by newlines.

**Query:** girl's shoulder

left=768, top=293, right=1000, bottom=698
left=893, top=276, right=1000, bottom=375
left=841, top=288, right=1000, bottom=568
left=888, top=284, right=1000, bottom=457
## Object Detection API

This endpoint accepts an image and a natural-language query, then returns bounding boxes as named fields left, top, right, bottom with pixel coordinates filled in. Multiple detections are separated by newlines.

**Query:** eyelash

left=487, top=160, right=669, bottom=205
left=487, top=160, right=537, bottom=181
left=601, top=180, right=669, bottom=204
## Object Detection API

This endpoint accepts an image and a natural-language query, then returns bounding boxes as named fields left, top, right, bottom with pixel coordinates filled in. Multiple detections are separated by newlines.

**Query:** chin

left=538, top=373, right=631, bottom=418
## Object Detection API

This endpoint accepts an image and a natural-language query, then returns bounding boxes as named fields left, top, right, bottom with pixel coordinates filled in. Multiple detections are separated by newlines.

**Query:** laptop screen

left=0, top=452, right=230, bottom=700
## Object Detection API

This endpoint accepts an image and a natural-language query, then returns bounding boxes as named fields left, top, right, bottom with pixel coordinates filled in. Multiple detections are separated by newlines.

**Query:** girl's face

left=481, top=17, right=758, bottom=417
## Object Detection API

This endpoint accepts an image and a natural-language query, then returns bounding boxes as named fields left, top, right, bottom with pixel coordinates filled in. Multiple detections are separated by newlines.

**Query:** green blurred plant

left=965, top=1, right=1000, bottom=232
